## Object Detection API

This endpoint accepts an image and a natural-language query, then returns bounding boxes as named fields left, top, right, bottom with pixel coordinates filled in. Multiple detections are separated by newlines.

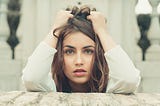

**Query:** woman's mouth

left=73, top=69, right=87, bottom=77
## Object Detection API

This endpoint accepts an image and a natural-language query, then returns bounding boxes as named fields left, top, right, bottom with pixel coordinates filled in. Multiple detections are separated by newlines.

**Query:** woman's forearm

left=22, top=42, right=56, bottom=82
left=97, top=29, right=117, bottom=52
left=43, top=30, right=58, bottom=49
left=104, top=45, right=141, bottom=93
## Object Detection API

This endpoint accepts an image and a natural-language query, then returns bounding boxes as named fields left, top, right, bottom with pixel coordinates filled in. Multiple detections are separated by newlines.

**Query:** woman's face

left=63, top=32, right=95, bottom=85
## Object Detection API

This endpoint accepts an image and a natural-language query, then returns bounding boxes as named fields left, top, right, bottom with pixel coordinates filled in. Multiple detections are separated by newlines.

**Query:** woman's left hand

left=87, top=11, right=117, bottom=52
left=87, top=12, right=107, bottom=35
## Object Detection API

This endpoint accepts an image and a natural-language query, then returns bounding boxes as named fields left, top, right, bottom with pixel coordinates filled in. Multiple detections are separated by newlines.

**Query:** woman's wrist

left=96, top=27, right=109, bottom=36
left=43, top=30, right=58, bottom=48
left=97, top=29, right=117, bottom=52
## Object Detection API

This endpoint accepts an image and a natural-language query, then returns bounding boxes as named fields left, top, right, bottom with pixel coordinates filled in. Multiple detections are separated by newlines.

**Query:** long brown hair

left=51, top=6, right=109, bottom=93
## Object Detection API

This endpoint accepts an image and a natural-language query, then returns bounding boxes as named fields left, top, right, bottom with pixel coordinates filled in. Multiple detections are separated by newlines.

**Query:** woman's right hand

left=44, top=10, right=73, bottom=48
left=52, top=10, right=73, bottom=36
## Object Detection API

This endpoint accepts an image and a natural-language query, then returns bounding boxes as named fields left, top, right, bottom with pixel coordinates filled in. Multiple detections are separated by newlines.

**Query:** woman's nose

left=75, top=53, right=83, bottom=66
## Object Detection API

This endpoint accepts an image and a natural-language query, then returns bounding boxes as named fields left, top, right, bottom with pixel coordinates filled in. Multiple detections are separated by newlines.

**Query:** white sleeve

left=22, top=42, right=57, bottom=92
left=105, top=45, right=141, bottom=93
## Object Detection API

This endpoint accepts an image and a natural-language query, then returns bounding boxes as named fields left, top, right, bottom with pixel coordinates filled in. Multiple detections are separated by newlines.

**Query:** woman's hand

left=52, top=10, right=73, bottom=36
left=44, top=10, right=73, bottom=48
left=87, top=12, right=117, bottom=52
left=87, top=12, right=107, bottom=36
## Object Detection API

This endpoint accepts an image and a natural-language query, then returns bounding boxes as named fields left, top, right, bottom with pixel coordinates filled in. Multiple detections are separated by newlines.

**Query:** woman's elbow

left=23, top=80, right=45, bottom=92
left=22, top=66, right=43, bottom=83
left=128, top=70, right=141, bottom=90
left=120, top=75, right=141, bottom=93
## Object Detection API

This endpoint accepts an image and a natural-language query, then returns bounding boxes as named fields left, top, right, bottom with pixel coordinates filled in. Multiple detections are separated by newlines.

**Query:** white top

left=22, top=42, right=141, bottom=93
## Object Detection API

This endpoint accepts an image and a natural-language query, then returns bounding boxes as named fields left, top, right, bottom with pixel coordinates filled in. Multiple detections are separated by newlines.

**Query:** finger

left=64, top=10, right=72, bottom=13
left=90, top=11, right=99, bottom=15
left=59, top=10, right=73, bottom=15
left=61, top=11, right=74, bottom=18
left=65, top=11, right=74, bottom=18
left=87, top=15, right=91, bottom=20
left=68, top=14, right=74, bottom=18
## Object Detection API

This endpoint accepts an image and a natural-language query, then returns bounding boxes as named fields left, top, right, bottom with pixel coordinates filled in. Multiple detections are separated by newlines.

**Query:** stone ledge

left=0, top=91, right=160, bottom=106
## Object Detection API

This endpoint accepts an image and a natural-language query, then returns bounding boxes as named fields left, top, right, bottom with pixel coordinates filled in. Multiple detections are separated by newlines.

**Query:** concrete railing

left=0, top=91, right=160, bottom=106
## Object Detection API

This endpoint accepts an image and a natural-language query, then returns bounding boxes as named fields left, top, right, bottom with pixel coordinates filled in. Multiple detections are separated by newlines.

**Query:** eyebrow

left=63, top=45, right=95, bottom=49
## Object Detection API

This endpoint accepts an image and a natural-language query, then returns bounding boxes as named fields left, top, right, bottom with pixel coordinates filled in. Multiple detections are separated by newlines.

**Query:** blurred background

left=0, top=0, right=160, bottom=93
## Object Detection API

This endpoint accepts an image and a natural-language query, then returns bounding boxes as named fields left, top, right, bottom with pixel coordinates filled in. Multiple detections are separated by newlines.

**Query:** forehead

left=63, top=32, right=95, bottom=46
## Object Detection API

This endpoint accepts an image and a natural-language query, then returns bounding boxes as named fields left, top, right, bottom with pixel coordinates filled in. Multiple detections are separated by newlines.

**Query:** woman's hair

left=51, top=6, right=109, bottom=93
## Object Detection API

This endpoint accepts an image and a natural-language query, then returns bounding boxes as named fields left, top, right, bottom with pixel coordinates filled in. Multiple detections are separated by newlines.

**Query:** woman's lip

left=73, top=69, right=87, bottom=77
left=73, top=69, right=86, bottom=73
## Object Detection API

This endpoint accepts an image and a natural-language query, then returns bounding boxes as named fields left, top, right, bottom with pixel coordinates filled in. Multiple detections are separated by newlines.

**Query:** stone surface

left=0, top=91, right=160, bottom=106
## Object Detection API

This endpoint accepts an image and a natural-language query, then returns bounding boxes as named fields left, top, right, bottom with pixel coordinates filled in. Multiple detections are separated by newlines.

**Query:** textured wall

left=0, top=91, right=160, bottom=106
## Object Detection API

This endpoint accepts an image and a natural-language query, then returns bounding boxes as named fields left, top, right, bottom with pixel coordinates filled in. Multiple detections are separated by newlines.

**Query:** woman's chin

left=71, top=78, right=89, bottom=85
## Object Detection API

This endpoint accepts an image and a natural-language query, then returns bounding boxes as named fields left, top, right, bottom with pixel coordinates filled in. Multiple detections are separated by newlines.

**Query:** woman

left=22, top=6, right=141, bottom=93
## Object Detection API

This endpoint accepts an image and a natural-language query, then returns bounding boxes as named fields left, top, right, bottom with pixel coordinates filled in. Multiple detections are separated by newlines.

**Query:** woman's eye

left=84, top=49, right=94, bottom=55
left=64, top=49, right=74, bottom=55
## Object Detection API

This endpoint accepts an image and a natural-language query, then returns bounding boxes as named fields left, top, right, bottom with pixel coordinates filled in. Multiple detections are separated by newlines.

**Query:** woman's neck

left=69, top=81, right=90, bottom=93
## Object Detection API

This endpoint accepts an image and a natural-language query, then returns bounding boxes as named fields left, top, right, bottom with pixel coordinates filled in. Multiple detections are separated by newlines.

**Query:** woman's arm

left=104, top=45, right=141, bottom=93
left=44, top=10, right=73, bottom=48
left=87, top=12, right=117, bottom=52
left=22, top=11, right=73, bottom=91
left=22, top=41, right=57, bottom=91
left=87, top=12, right=141, bottom=93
